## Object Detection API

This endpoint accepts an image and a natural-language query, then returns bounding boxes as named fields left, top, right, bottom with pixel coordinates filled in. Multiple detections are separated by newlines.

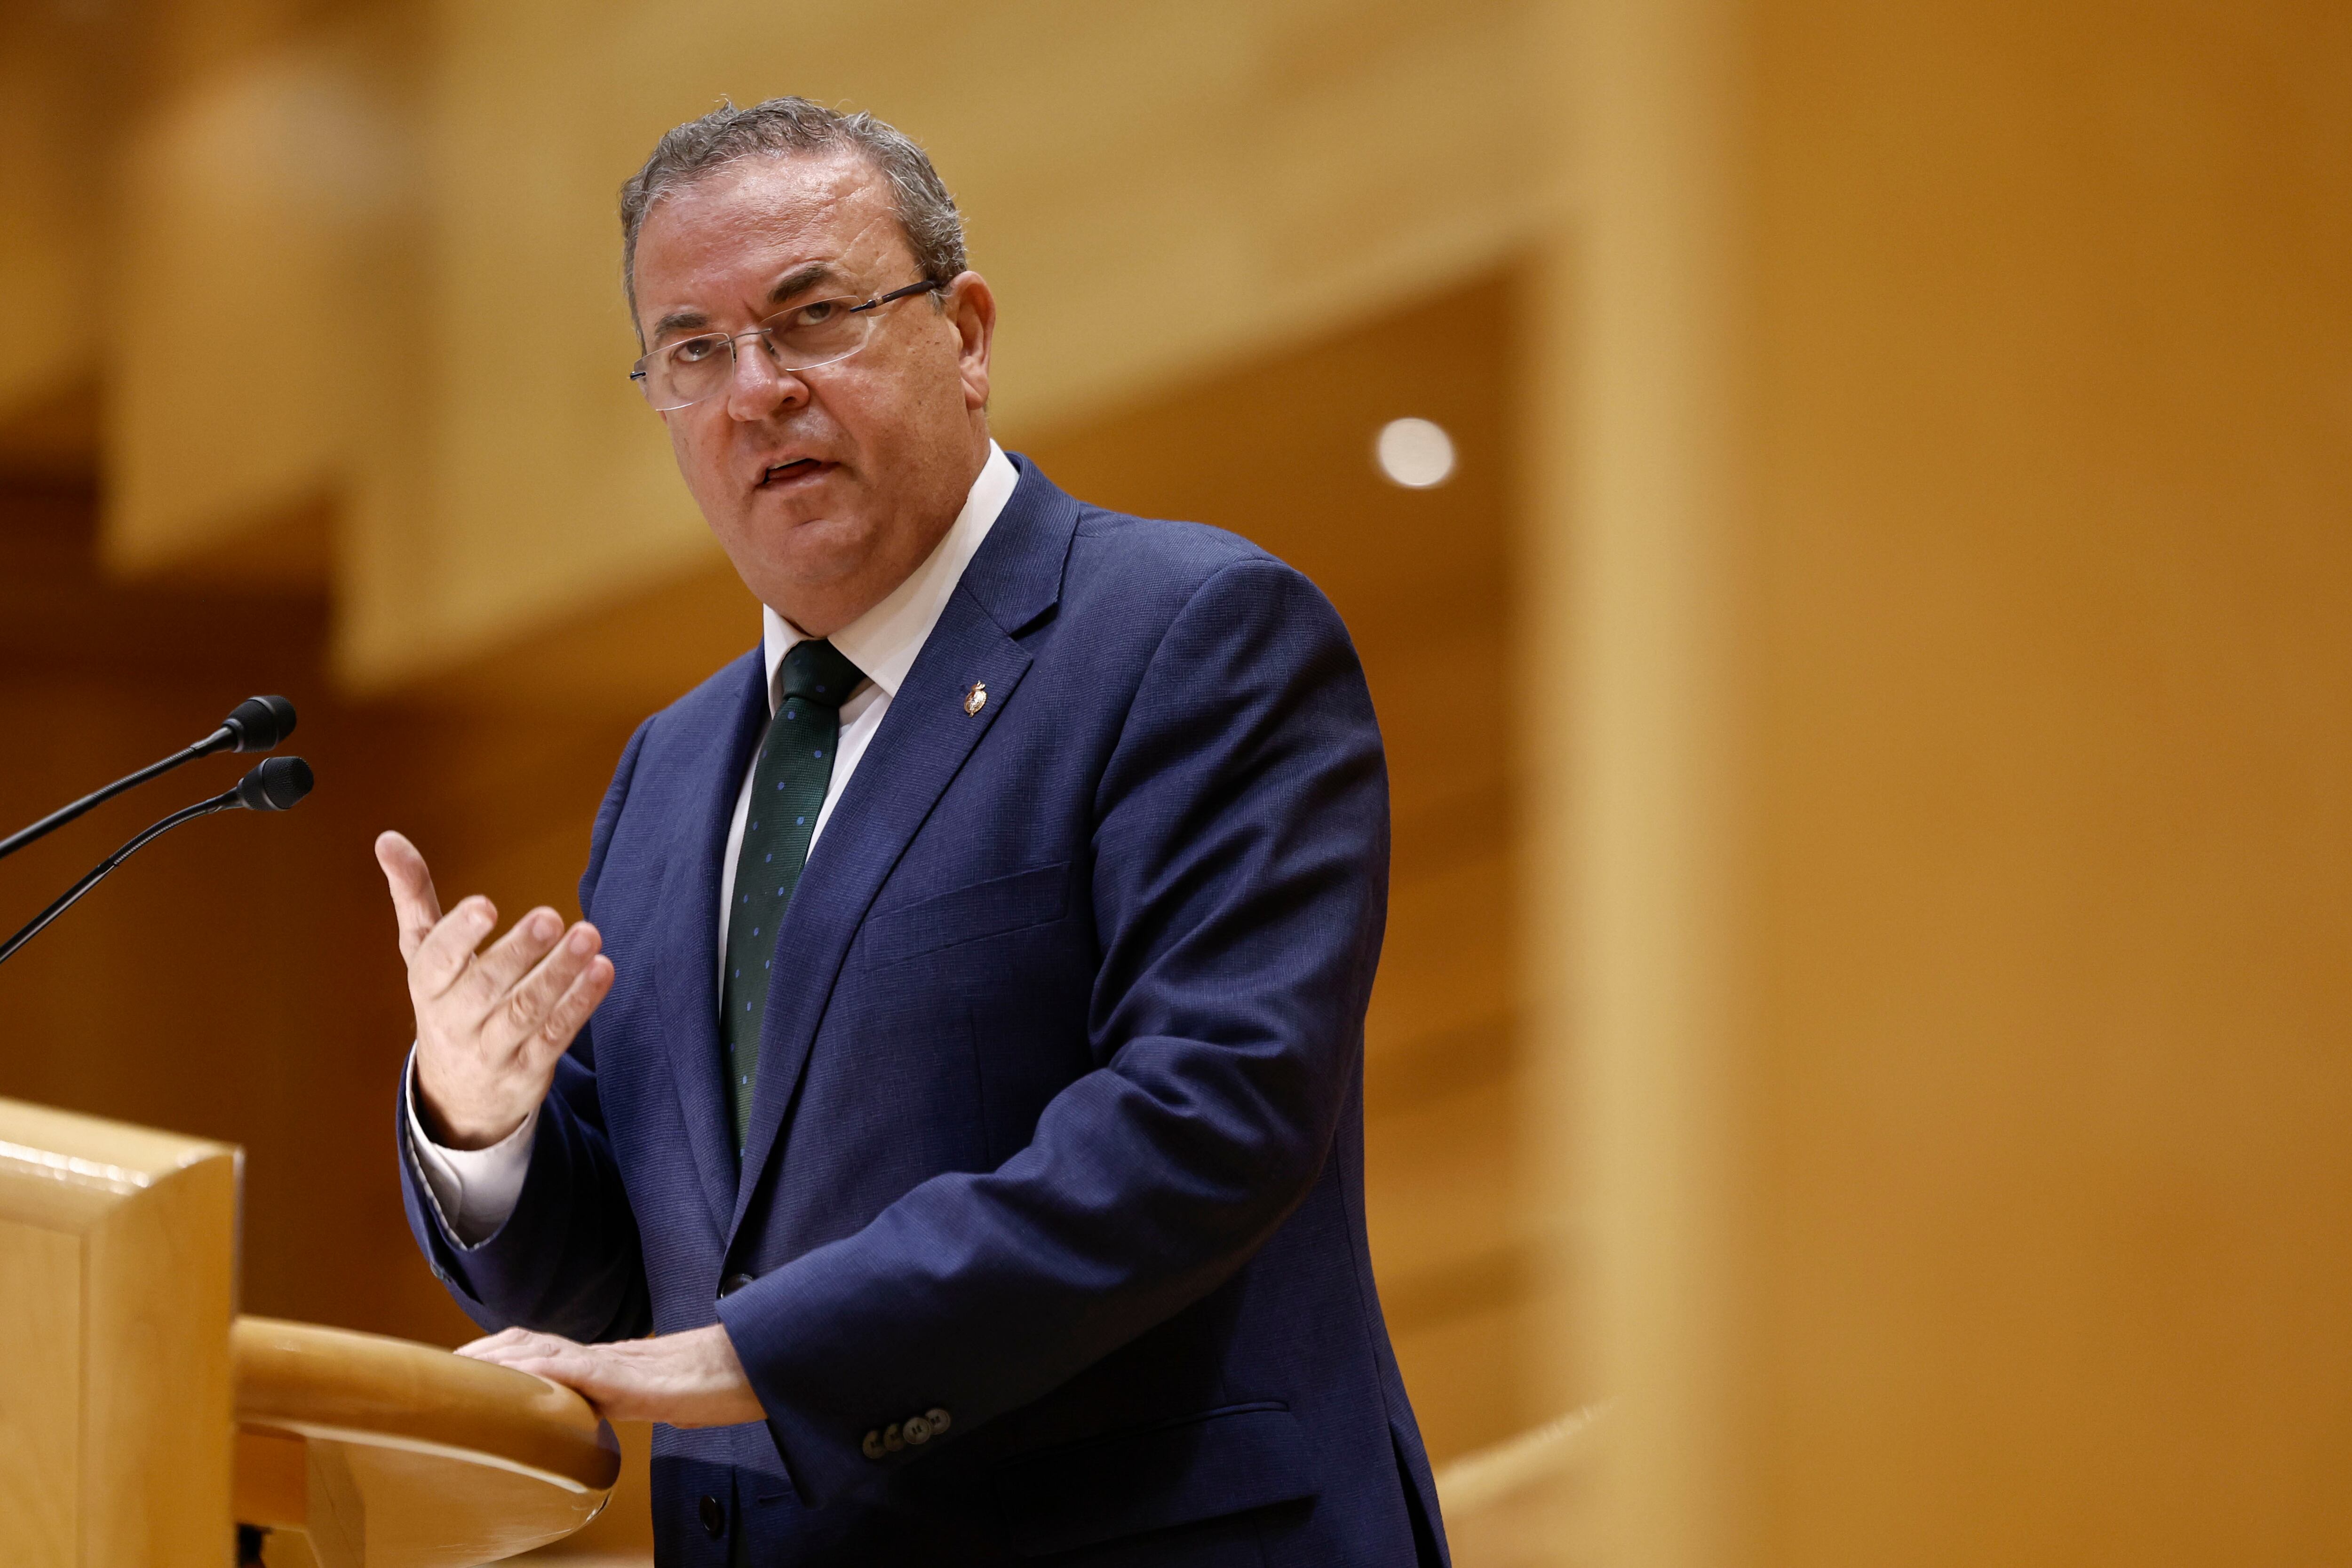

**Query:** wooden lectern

left=0, top=1096, right=619, bottom=1567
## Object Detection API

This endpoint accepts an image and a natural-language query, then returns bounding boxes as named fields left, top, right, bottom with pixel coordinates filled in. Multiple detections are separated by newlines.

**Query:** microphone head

left=234, top=756, right=314, bottom=813
left=222, top=695, right=297, bottom=753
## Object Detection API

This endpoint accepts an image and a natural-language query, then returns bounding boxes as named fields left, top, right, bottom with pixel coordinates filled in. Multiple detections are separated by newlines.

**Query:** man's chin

left=725, top=512, right=873, bottom=595
left=747, top=503, right=866, bottom=549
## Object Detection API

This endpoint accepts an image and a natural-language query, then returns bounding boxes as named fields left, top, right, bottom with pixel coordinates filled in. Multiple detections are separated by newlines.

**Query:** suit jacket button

left=926, top=1407, right=951, bottom=1433
left=904, top=1415, right=932, bottom=1445
left=698, top=1494, right=726, bottom=1537
left=883, top=1423, right=905, bottom=1452
left=718, top=1272, right=755, bottom=1298
left=861, top=1430, right=886, bottom=1461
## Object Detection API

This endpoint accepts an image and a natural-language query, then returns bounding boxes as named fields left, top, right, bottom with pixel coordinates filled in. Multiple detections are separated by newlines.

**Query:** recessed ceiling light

left=1375, top=418, right=1457, bottom=489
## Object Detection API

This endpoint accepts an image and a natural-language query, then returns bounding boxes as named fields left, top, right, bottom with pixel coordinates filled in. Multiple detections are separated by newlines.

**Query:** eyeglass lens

left=640, top=298, right=872, bottom=409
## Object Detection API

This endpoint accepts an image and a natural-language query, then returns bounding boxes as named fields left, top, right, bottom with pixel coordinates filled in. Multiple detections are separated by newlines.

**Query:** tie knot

left=778, top=638, right=865, bottom=709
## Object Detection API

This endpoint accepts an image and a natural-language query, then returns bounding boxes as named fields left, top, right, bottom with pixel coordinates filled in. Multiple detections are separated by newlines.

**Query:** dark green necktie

left=723, top=638, right=865, bottom=1149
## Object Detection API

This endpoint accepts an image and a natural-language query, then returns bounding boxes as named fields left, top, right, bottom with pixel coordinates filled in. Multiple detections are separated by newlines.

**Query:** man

left=379, top=98, right=1446, bottom=1565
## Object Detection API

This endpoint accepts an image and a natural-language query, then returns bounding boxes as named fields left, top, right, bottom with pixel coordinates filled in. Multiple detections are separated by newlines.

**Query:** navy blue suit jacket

left=399, top=458, right=1448, bottom=1565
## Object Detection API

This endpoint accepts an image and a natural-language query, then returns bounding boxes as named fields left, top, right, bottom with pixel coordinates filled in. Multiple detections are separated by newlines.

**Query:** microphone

left=220, top=695, right=299, bottom=752
left=0, top=695, right=298, bottom=862
left=0, top=757, right=315, bottom=967
left=234, top=755, right=315, bottom=812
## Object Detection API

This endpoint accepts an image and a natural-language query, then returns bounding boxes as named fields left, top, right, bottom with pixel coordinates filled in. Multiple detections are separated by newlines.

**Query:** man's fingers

left=375, top=832, right=446, bottom=964
left=458, top=1326, right=567, bottom=1361
left=499, top=926, right=608, bottom=1051
left=448, top=1326, right=754, bottom=1428
left=385, top=855, right=511, bottom=1030
left=483, top=1349, right=630, bottom=1419
left=522, top=951, right=614, bottom=1065
left=411, top=896, right=497, bottom=1001
left=466, top=906, right=570, bottom=1008
left=457, top=1331, right=615, bottom=1408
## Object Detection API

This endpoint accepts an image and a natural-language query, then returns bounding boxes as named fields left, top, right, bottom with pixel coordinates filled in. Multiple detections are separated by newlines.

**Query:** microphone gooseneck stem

left=0, top=729, right=233, bottom=863
left=0, top=791, right=237, bottom=966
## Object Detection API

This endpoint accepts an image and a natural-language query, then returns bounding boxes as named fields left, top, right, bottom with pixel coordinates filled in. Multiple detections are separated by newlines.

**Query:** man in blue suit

left=377, top=97, right=1447, bottom=1565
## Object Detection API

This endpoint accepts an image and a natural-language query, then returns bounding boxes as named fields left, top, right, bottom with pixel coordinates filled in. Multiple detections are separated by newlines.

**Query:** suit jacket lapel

left=728, top=592, right=1031, bottom=1237
left=728, top=457, right=1081, bottom=1242
left=649, top=649, right=769, bottom=1234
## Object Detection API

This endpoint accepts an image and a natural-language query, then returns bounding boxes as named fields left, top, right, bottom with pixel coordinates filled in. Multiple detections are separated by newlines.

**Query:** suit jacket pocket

left=859, top=861, right=1070, bottom=970
left=990, top=1402, right=1316, bottom=1558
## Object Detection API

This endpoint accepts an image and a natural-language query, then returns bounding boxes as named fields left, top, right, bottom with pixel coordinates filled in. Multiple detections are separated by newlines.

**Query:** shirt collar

left=760, top=441, right=1018, bottom=713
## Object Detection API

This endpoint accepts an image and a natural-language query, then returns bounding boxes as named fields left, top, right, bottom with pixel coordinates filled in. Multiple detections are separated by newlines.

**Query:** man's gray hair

left=619, top=97, right=967, bottom=317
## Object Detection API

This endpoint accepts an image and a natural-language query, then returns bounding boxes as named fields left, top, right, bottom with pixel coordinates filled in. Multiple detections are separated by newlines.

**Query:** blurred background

left=1, top=1, right=2348, bottom=1564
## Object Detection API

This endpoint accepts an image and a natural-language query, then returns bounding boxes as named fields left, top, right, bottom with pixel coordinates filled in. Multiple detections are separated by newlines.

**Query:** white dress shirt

left=408, top=443, right=1020, bottom=1246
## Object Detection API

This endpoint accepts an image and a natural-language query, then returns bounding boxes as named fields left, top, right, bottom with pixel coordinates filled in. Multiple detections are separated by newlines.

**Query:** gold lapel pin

left=963, top=681, right=988, bottom=716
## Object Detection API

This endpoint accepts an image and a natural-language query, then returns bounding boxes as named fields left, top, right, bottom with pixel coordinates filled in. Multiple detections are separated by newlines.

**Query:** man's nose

left=723, top=338, right=807, bottom=420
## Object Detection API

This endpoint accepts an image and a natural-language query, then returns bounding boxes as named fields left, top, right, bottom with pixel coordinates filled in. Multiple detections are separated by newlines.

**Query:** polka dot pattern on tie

left=719, top=636, right=866, bottom=1149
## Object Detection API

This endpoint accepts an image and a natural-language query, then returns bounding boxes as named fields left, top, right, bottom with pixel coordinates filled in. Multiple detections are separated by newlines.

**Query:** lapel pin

left=963, top=681, right=988, bottom=716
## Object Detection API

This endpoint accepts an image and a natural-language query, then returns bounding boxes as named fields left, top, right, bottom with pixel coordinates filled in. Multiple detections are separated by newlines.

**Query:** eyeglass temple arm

left=853, top=277, right=948, bottom=313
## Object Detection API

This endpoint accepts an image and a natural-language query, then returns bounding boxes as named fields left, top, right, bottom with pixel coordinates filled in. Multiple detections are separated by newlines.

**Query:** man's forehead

left=648, top=154, right=897, bottom=263
left=633, top=152, right=907, bottom=327
left=711, top=148, right=879, bottom=214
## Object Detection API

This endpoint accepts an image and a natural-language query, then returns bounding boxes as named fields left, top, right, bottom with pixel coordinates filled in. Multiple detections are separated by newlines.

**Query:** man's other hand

left=376, top=830, right=614, bottom=1150
left=457, top=1324, right=763, bottom=1427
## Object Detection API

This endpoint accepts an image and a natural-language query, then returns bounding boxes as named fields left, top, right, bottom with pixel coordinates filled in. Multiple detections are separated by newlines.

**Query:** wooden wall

left=1530, top=2, right=2352, bottom=1562
left=1749, top=3, right=2352, bottom=1559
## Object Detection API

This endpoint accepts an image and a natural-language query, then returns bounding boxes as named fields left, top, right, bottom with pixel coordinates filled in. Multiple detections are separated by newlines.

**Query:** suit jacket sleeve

left=396, top=715, right=657, bottom=1343
left=717, top=555, right=1390, bottom=1506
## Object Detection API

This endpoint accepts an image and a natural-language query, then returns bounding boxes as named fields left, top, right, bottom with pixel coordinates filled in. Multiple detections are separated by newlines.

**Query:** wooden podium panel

left=0, top=1096, right=238, bottom=1568
left=0, top=1097, right=617, bottom=1566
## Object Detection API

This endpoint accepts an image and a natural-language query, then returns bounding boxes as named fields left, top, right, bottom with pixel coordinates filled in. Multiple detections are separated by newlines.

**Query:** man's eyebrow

left=765, top=261, right=841, bottom=306
left=646, top=263, right=842, bottom=344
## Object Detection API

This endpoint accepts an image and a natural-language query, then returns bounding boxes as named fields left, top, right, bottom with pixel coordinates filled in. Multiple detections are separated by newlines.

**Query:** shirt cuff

left=404, top=1047, right=537, bottom=1248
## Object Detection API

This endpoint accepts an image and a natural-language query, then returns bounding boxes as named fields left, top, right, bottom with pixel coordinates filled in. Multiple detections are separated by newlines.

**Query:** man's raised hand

left=375, top=830, right=614, bottom=1150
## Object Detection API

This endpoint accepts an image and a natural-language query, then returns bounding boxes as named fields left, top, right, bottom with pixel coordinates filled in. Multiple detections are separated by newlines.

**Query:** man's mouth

left=759, top=458, right=833, bottom=488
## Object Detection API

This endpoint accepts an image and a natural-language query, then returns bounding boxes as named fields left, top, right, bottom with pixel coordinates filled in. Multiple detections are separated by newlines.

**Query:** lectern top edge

left=0, top=1093, right=238, bottom=1180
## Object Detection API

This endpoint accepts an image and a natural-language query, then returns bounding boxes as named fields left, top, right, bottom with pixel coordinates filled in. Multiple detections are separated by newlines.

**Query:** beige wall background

left=3, top=1, right=2350, bottom=1564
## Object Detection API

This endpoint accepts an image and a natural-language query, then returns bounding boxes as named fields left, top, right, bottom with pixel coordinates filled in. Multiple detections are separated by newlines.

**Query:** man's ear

left=945, top=270, right=996, bottom=412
